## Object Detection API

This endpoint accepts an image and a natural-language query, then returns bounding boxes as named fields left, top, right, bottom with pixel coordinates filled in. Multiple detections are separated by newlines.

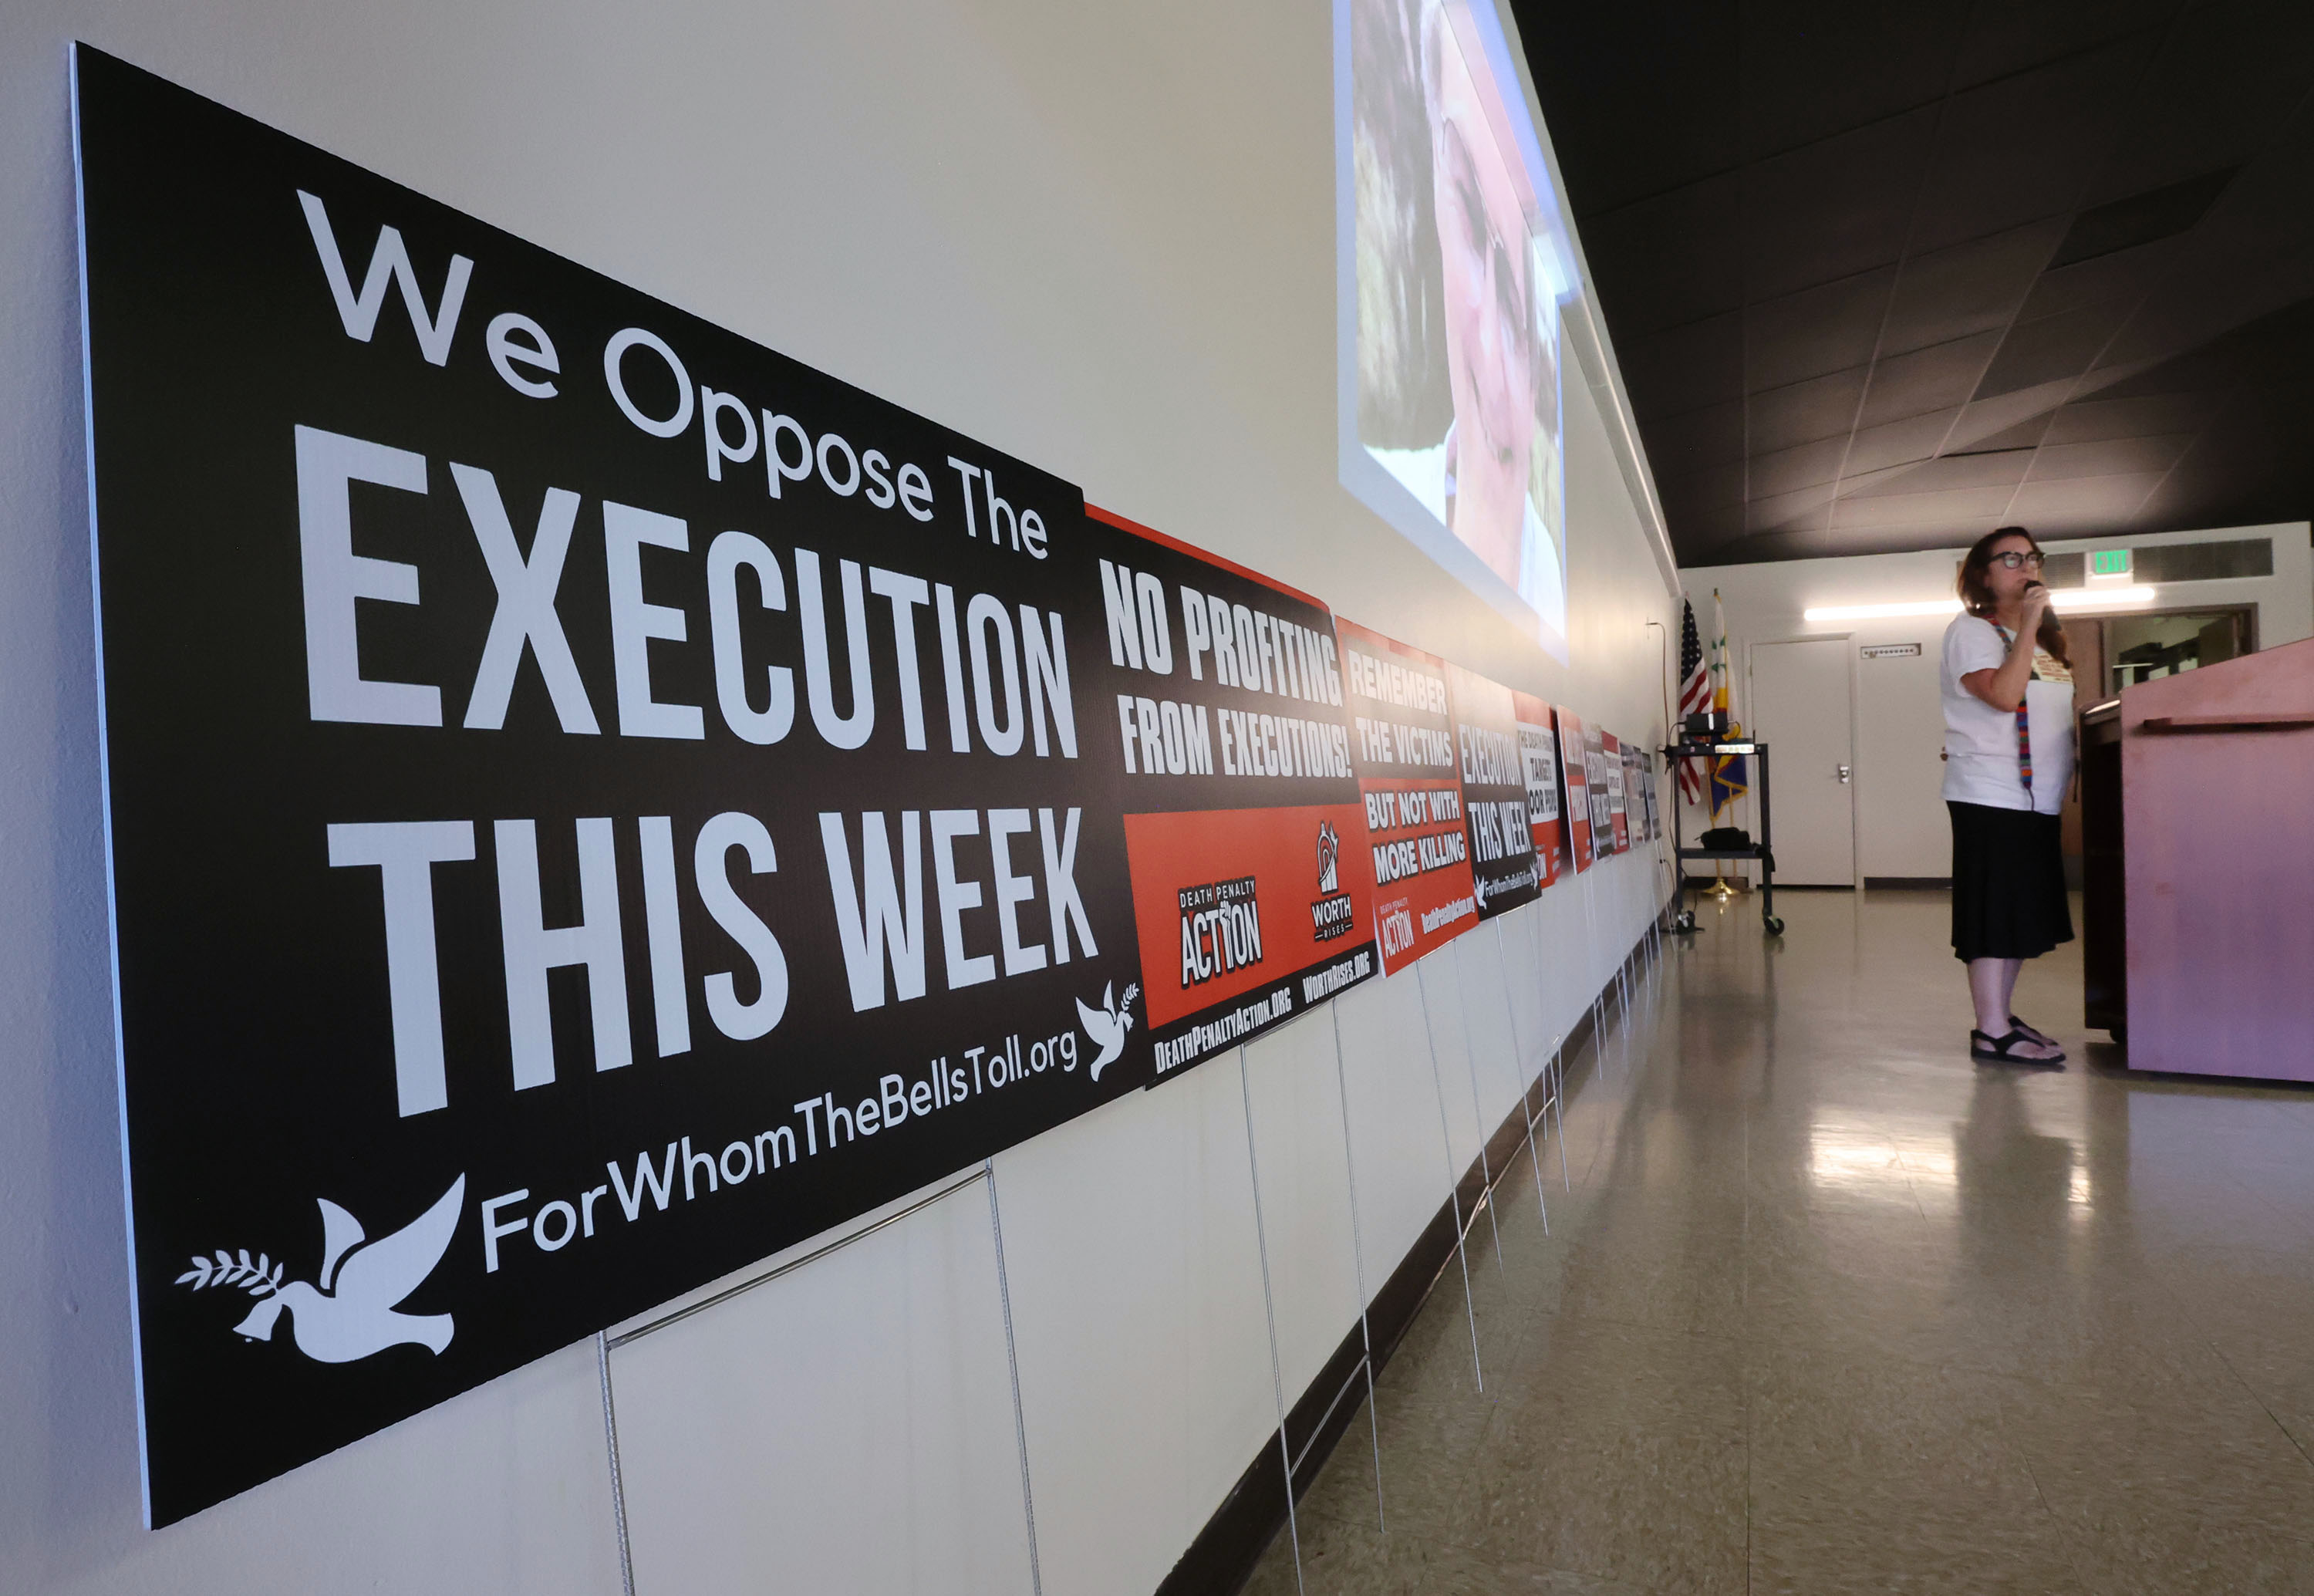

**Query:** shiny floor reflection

left=1246, top=889, right=2314, bottom=1595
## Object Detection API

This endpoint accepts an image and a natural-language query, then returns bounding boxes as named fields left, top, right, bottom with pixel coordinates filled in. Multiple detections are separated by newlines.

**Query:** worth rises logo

left=1310, top=819, right=1356, bottom=943
left=175, top=1176, right=466, bottom=1363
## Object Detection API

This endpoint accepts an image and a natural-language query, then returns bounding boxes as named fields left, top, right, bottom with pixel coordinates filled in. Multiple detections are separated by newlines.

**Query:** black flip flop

left=2009, top=1014, right=2058, bottom=1048
left=1971, top=1028, right=2065, bottom=1065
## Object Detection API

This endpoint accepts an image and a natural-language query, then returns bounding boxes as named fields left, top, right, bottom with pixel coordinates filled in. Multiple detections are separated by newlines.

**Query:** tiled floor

left=1246, top=889, right=2314, bottom=1595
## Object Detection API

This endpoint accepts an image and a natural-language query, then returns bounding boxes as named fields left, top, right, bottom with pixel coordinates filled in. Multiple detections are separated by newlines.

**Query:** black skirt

left=1948, top=801, right=2073, bottom=962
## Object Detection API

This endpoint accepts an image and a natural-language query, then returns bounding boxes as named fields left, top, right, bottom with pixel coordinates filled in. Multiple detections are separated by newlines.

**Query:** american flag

left=1675, top=599, right=1709, bottom=801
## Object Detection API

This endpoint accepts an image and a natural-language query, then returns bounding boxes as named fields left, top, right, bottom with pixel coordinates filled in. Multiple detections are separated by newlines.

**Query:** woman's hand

left=1962, top=602, right=2045, bottom=713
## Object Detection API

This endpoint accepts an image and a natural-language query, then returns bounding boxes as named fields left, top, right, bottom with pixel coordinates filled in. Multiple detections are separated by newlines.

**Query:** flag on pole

left=1675, top=599, right=1708, bottom=801
left=1708, top=588, right=1749, bottom=820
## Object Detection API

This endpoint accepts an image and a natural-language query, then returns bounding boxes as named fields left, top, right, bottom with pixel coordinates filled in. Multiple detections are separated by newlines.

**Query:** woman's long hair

left=1958, top=526, right=2069, bottom=666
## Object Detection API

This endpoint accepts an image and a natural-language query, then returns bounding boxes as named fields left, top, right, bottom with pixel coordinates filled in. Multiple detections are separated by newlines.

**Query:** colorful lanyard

left=1998, top=625, right=2032, bottom=793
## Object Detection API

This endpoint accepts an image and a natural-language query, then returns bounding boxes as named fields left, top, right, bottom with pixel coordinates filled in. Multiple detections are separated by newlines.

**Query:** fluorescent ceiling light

left=2051, top=585, right=2154, bottom=609
left=1803, top=599, right=1961, bottom=621
left=1803, top=585, right=2158, bottom=623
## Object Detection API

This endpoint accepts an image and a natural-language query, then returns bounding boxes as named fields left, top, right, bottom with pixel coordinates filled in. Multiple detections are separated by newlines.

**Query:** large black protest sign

left=75, top=46, right=1152, bottom=1524
left=1079, top=508, right=1378, bottom=1085
left=1443, top=663, right=1543, bottom=920
left=1335, top=620, right=1482, bottom=973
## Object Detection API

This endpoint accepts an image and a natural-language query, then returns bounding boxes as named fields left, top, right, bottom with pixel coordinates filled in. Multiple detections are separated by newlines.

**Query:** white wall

left=0, top=4, right=1677, bottom=1593
left=1680, top=524, right=2314, bottom=881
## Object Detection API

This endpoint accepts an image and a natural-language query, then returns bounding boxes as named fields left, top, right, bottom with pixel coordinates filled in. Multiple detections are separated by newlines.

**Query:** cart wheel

left=1762, top=916, right=1786, bottom=936
left=1672, top=911, right=1697, bottom=933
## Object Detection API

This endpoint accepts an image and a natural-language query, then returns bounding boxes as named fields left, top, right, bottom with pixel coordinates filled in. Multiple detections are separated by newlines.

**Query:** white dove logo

left=176, top=1176, right=465, bottom=1364
left=1074, top=982, right=1139, bottom=1081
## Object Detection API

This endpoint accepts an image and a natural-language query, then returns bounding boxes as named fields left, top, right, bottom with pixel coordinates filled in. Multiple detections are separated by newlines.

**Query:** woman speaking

left=1941, top=527, right=2075, bottom=1065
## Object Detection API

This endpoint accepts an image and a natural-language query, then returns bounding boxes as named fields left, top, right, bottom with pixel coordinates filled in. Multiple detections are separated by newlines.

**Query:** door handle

left=1837, top=764, right=1851, bottom=784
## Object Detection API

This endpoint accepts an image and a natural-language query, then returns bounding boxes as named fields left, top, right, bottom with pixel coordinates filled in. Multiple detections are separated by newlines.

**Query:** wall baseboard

left=1863, top=876, right=1951, bottom=890
left=1156, top=913, right=1665, bottom=1596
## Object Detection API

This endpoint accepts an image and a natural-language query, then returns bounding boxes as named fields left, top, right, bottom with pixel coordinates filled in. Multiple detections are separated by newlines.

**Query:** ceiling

left=1513, top=0, right=2314, bottom=567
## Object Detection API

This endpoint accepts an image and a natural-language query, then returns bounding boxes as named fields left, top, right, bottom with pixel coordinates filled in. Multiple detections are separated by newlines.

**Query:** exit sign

left=2091, top=548, right=2132, bottom=576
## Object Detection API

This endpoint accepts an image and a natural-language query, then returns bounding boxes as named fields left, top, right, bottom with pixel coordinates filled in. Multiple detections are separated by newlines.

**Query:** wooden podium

left=2080, top=636, right=2314, bottom=1081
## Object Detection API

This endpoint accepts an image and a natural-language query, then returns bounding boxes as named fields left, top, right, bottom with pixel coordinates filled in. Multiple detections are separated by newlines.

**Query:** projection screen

left=1336, top=0, right=1580, bottom=662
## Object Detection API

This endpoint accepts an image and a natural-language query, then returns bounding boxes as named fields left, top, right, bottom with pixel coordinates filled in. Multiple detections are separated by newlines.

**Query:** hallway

left=1248, top=889, right=2314, bottom=1595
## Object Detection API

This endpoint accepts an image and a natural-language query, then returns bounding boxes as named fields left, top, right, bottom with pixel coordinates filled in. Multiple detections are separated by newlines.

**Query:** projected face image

left=1429, top=22, right=1536, bottom=588
left=1340, top=0, right=1570, bottom=658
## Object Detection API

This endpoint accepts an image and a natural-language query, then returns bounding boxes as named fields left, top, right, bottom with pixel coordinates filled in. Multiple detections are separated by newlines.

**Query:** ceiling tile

left=2008, top=508, right=2158, bottom=538
left=2047, top=170, right=2238, bottom=269
left=1659, top=461, right=1746, bottom=517
left=1820, top=518, right=2015, bottom=557
left=1833, top=463, right=1917, bottom=498
left=1618, top=312, right=1744, bottom=419
left=2042, top=390, right=2223, bottom=444
left=1664, top=499, right=1748, bottom=552
left=1948, top=0, right=2175, bottom=92
left=2088, top=163, right=2314, bottom=376
left=1878, top=221, right=2066, bottom=356
left=1746, top=483, right=1840, bottom=531
left=2014, top=237, right=2181, bottom=322
left=1858, top=331, right=2002, bottom=427
left=1737, top=0, right=1966, bottom=158
left=1847, top=448, right=2036, bottom=498
left=1742, top=107, right=1938, bottom=299
left=1909, top=38, right=2157, bottom=255
left=1520, top=0, right=1742, bottom=217
left=1581, top=173, right=1745, bottom=336
left=1748, top=365, right=1870, bottom=451
left=1731, top=521, right=1845, bottom=559
left=1967, top=413, right=2056, bottom=451
left=2005, top=472, right=2170, bottom=521
left=1948, top=380, right=2080, bottom=449
left=1974, top=303, right=2130, bottom=399
left=1832, top=485, right=2024, bottom=528
left=1749, top=435, right=1850, bottom=499
left=2129, top=407, right=2283, bottom=525
left=1522, top=0, right=2314, bottom=569
left=1843, top=409, right=1962, bottom=475
left=1640, top=399, right=1746, bottom=474
left=2076, top=0, right=2314, bottom=205
left=2063, top=355, right=2166, bottom=403
left=2024, top=434, right=2196, bottom=482
left=1746, top=268, right=1897, bottom=391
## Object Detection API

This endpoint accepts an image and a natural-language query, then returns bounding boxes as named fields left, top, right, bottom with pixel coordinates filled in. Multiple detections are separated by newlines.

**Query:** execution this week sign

left=1587, top=725, right=1619, bottom=858
left=76, top=47, right=1155, bottom=1524
left=1443, top=663, right=1543, bottom=920
left=1335, top=620, right=1481, bottom=973
left=1624, top=742, right=1651, bottom=845
left=1084, top=508, right=1378, bottom=1082
left=1510, top=690, right=1563, bottom=889
left=1602, top=731, right=1631, bottom=854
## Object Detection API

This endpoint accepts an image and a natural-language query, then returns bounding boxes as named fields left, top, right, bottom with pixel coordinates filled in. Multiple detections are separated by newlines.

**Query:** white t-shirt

left=1940, top=613, right=2075, bottom=815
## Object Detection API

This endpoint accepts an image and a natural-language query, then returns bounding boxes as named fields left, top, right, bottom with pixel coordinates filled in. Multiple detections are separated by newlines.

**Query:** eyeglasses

left=1992, top=551, right=2044, bottom=571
